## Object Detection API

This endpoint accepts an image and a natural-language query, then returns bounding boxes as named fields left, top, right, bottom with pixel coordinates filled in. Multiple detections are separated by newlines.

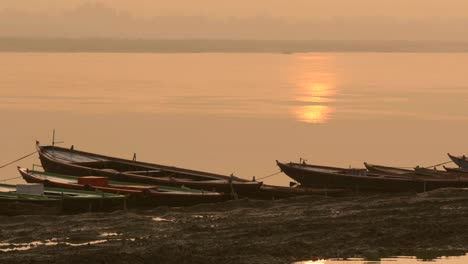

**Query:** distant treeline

left=1, top=38, right=468, bottom=53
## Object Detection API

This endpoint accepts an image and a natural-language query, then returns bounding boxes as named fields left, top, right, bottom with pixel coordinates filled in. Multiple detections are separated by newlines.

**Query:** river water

left=1, top=52, right=468, bottom=186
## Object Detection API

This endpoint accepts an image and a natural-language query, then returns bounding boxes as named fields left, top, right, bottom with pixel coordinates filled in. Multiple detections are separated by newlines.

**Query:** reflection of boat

left=19, top=167, right=228, bottom=207
left=364, top=162, right=415, bottom=175
left=36, top=142, right=262, bottom=195
left=277, top=161, right=468, bottom=192
left=448, top=153, right=468, bottom=168
left=0, top=182, right=125, bottom=215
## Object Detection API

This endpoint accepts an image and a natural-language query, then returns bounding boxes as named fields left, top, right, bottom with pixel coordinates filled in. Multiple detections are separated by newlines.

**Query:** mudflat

left=1, top=188, right=467, bottom=264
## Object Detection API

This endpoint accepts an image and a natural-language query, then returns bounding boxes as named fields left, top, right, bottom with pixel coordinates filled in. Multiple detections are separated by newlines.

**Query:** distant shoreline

left=1, top=38, right=468, bottom=53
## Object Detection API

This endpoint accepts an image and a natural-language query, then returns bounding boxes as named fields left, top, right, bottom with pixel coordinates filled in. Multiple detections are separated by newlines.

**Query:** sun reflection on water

left=294, top=81, right=336, bottom=123
left=291, top=53, right=337, bottom=124
left=302, top=83, right=336, bottom=99
left=294, top=105, right=334, bottom=123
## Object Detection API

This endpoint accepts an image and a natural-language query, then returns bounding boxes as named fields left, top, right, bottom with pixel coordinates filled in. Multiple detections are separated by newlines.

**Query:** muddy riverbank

left=1, top=188, right=468, bottom=263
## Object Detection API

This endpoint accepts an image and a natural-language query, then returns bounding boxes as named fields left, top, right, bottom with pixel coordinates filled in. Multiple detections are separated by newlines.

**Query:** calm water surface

left=1, top=52, right=468, bottom=186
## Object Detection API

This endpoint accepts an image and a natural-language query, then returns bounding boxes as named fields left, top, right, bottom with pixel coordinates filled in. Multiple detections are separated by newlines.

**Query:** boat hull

left=0, top=195, right=62, bottom=215
left=0, top=182, right=125, bottom=214
left=444, top=166, right=468, bottom=174
left=277, top=161, right=468, bottom=192
left=414, top=167, right=468, bottom=178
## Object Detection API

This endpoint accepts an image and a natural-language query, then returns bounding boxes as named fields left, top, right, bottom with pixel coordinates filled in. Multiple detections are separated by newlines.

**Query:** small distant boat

left=19, top=167, right=228, bottom=207
left=0, top=182, right=125, bottom=215
left=447, top=153, right=468, bottom=169
left=277, top=160, right=468, bottom=192
left=364, top=162, right=415, bottom=175
left=35, top=142, right=262, bottom=195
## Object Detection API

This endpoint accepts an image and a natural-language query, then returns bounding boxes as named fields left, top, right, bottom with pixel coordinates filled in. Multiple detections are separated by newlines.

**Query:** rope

left=0, top=176, right=22, bottom=182
left=0, top=151, right=37, bottom=169
left=424, top=160, right=453, bottom=169
left=257, top=170, right=282, bottom=180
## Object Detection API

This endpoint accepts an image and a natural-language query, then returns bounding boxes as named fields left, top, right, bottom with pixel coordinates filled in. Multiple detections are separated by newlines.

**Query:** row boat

left=365, top=162, right=467, bottom=179
left=0, top=183, right=61, bottom=215
left=36, top=142, right=262, bottom=195
left=0, top=183, right=125, bottom=215
left=18, top=167, right=229, bottom=207
left=413, top=166, right=468, bottom=178
left=448, top=153, right=468, bottom=169
left=277, top=161, right=468, bottom=192
left=443, top=166, right=468, bottom=174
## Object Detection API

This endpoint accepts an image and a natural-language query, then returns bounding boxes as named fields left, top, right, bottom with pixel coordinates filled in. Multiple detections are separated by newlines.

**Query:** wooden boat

left=365, top=163, right=465, bottom=179
left=447, top=153, right=468, bottom=169
left=413, top=166, right=468, bottom=178
left=277, top=160, right=468, bottom=192
left=0, top=183, right=125, bottom=215
left=35, top=142, right=262, bottom=195
left=19, top=167, right=228, bottom=206
left=364, top=162, right=415, bottom=175
left=444, top=166, right=468, bottom=174
left=0, top=183, right=61, bottom=215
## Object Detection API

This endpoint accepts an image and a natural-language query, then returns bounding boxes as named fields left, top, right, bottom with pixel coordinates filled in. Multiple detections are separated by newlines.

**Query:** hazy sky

left=1, top=0, right=468, bottom=40
left=2, top=0, right=468, bottom=18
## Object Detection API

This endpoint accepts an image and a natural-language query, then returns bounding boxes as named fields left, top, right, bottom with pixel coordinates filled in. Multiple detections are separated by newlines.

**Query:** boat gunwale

left=364, top=162, right=416, bottom=174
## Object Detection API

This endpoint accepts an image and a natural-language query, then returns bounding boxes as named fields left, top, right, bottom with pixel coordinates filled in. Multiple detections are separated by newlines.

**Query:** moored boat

left=447, top=153, right=468, bottom=169
left=19, top=167, right=229, bottom=206
left=0, top=183, right=61, bottom=215
left=277, top=160, right=468, bottom=192
left=0, top=182, right=125, bottom=215
left=414, top=166, right=468, bottom=178
left=444, top=166, right=468, bottom=174
left=365, top=163, right=465, bottom=179
left=35, top=142, right=262, bottom=195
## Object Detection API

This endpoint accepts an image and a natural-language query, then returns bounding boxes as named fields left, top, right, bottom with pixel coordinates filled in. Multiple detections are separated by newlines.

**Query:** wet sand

left=1, top=188, right=467, bottom=263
